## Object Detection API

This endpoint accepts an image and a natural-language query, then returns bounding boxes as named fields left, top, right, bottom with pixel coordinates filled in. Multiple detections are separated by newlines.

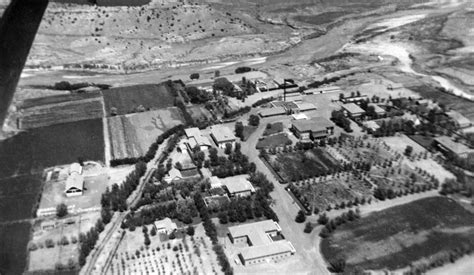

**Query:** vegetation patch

left=256, top=133, right=292, bottom=149
left=321, top=197, right=474, bottom=273
left=0, top=175, right=42, bottom=222
left=0, top=222, right=32, bottom=275
left=102, top=82, right=177, bottom=116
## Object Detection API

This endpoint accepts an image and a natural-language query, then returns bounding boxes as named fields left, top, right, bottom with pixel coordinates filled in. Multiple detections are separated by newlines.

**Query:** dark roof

left=292, top=117, right=334, bottom=132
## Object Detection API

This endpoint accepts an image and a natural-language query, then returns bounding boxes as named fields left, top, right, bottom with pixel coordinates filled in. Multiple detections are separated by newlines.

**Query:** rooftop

left=296, top=102, right=317, bottom=111
left=434, top=136, right=474, bottom=156
left=65, top=172, right=84, bottom=191
left=342, top=103, right=365, bottom=114
left=209, top=176, right=223, bottom=189
left=271, top=101, right=298, bottom=110
left=259, top=107, right=287, bottom=117
left=292, top=117, right=334, bottom=132
left=368, top=103, right=386, bottom=114
left=221, top=175, right=255, bottom=194
left=154, top=217, right=177, bottom=231
left=240, top=241, right=295, bottom=261
left=228, top=220, right=281, bottom=245
left=210, top=125, right=236, bottom=143
left=446, top=110, right=471, bottom=127
left=184, top=127, right=201, bottom=138
left=69, top=163, right=82, bottom=175
left=292, top=113, right=308, bottom=120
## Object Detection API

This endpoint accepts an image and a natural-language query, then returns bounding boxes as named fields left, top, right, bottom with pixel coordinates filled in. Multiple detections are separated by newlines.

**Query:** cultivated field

left=0, top=174, right=42, bottom=222
left=108, top=107, right=185, bottom=159
left=321, top=197, right=474, bottom=272
left=269, top=148, right=341, bottom=182
left=102, top=83, right=176, bottom=116
left=0, top=118, right=104, bottom=177
left=19, top=96, right=103, bottom=129
left=0, top=222, right=32, bottom=275
left=107, top=224, right=222, bottom=275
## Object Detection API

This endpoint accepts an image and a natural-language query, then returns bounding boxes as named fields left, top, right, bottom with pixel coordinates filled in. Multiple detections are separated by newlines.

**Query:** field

left=256, top=133, right=292, bottom=149
left=410, top=85, right=474, bottom=121
left=321, top=197, right=474, bottom=272
left=102, top=83, right=176, bottom=116
left=269, top=148, right=341, bottom=182
left=0, top=118, right=104, bottom=178
left=108, top=224, right=222, bottom=275
left=108, top=108, right=185, bottom=159
left=290, top=173, right=372, bottom=212
left=19, top=96, right=103, bottom=129
left=0, top=174, right=42, bottom=222
left=262, top=122, right=283, bottom=136
left=0, top=222, right=32, bottom=275
left=28, top=211, right=99, bottom=272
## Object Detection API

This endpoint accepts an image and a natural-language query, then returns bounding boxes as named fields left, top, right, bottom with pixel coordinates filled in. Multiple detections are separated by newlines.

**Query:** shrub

left=56, top=203, right=68, bottom=218
left=295, top=210, right=306, bottom=223
left=304, top=222, right=313, bottom=233
left=45, top=239, right=55, bottom=248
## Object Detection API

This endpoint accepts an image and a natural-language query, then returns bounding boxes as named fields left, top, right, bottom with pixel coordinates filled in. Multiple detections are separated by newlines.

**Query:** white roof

left=65, top=173, right=84, bottom=191
left=164, top=168, right=182, bottom=183
left=292, top=113, right=308, bottom=120
left=228, top=220, right=281, bottom=241
left=296, top=102, right=317, bottom=111
left=446, top=110, right=471, bottom=127
left=184, top=127, right=201, bottom=138
left=221, top=175, right=255, bottom=194
left=210, top=125, right=236, bottom=143
left=209, top=176, right=223, bottom=189
left=69, top=163, right=82, bottom=175
left=342, top=103, right=365, bottom=114
left=154, top=217, right=177, bottom=231
left=240, top=241, right=295, bottom=261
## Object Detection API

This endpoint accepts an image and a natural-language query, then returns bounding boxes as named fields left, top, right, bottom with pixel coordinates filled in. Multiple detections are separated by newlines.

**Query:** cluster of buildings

left=228, top=220, right=295, bottom=265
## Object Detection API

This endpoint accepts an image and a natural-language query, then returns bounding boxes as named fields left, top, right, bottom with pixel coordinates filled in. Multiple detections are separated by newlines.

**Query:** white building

left=210, top=125, right=236, bottom=149
left=65, top=163, right=84, bottom=197
left=154, top=218, right=178, bottom=235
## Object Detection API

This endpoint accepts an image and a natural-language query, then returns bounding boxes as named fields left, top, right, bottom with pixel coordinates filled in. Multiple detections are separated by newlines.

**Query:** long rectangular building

left=228, top=220, right=295, bottom=265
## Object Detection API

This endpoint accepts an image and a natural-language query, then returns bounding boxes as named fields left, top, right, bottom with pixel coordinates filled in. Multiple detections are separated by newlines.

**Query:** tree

left=248, top=114, right=260, bottom=126
left=150, top=226, right=157, bottom=236
left=304, top=222, right=313, bottom=233
left=404, top=145, right=413, bottom=157
left=295, top=210, right=306, bottom=223
left=56, top=203, right=68, bottom=218
left=218, top=212, right=228, bottom=224
left=186, top=226, right=195, bottom=236
left=235, top=122, right=244, bottom=140
left=224, top=143, right=233, bottom=155
left=328, top=258, right=346, bottom=273
left=190, top=73, right=200, bottom=80
left=318, top=213, right=329, bottom=225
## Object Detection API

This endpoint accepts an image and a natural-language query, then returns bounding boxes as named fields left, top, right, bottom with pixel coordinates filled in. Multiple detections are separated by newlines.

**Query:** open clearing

left=321, top=197, right=474, bottom=272
left=102, top=83, right=176, bottom=116
left=108, top=107, right=185, bottom=159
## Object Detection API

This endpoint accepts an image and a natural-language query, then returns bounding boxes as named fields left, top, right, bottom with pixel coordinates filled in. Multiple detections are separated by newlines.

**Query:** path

left=241, top=118, right=330, bottom=275
left=80, top=138, right=170, bottom=275
left=100, top=95, right=111, bottom=168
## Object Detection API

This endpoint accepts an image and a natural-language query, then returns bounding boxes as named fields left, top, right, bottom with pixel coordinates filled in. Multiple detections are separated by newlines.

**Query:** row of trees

left=331, top=110, right=352, bottom=132
left=318, top=209, right=360, bottom=238
left=110, top=124, right=184, bottom=166
left=194, top=193, right=232, bottom=274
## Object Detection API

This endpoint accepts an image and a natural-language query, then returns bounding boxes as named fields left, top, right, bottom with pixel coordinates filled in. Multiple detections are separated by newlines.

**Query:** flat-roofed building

left=221, top=175, right=255, bottom=197
left=446, top=110, right=471, bottom=129
left=210, top=125, right=236, bottom=149
left=342, top=103, right=365, bottom=119
left=296, top=102, right=317, bottom=112
left=228, top=220, right=295, bottom=265
left=291, top=117, right=335, bottom=141
left=69, top=163, right=83, bottom=175
left=305, top=86, right=342, bottom=95
left=259, top=107, right=287, bottom=118
left=434, top=136, right=474, bottom=159
left=292, top=113, right=308, bottom=120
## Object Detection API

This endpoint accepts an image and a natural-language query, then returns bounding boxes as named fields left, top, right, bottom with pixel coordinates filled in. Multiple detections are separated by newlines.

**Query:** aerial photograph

left=1, top=0, right=474, bottom=274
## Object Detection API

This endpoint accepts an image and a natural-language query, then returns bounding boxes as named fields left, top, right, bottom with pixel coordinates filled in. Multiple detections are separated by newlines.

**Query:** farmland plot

left=321, top=197, right=474, bottom=273
left=102, top=83, right=177, bottom=116
left=108, top=108, right=185, bottom=159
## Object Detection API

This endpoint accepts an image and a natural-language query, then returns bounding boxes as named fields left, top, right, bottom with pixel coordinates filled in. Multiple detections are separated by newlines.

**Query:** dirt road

left=240, top=117, right=330, bottom=275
